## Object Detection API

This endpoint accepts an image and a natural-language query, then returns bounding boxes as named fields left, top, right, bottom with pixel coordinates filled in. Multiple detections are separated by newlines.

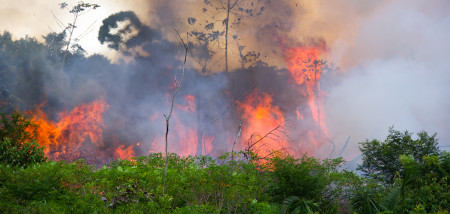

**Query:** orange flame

left=176, top=95, right=196, bottom=112
left=149, top=93, right=208, bottom=157
left=173, top=113, right=198, bottom=156
left=237, top=89, right=286, bottom=157
left=283, top=45, right=330, bottom=147
left=115, top=144, right=135, bottom=160
left=29, top=99, right=109, bottom=160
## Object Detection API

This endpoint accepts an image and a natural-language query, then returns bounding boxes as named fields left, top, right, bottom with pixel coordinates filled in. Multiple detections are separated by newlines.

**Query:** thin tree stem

left=163, top=30, right=188, bottom=194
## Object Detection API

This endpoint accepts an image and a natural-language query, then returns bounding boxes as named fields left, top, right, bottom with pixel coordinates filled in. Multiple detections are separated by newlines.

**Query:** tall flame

left=237, top=89, right=286, bottom=157
left=283, top=45, right=330, bottom=148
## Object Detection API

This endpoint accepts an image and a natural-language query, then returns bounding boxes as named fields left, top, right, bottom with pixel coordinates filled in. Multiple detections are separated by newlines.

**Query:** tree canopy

left=357, top=127, right=440, bottom=184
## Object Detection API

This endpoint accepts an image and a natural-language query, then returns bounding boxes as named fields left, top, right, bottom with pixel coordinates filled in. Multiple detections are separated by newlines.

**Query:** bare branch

left=231, top=116, right=245, bottom=160
left=248, top=123, right=285, bottom=150
left=163, top=30, right=189, bottom=194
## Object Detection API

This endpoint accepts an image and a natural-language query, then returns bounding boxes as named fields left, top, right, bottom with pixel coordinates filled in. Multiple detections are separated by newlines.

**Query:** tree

left=188, top=0, right=266, bottom=73
left=0, top=32, right=55, bottom=113
left=163, top=31, right=189, bottom=193
left=57, top=2, right=100, bottom=73
left=267, top=154, right=345, bottom=213
left=357, top=127, right=440, bottom=184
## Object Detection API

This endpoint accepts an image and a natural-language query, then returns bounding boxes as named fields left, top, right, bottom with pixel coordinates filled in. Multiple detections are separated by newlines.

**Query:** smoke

left=323, top=0, right=450, bottom=158
left=1, top=0, right=449, bottom=163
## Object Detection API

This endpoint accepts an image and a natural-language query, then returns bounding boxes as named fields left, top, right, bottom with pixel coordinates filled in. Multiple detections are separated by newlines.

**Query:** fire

left=201, top=135, right=214, bottom=155
left=172, top=113, right=198, bottom=156
left=150, top=93, right=211, bottom=157
left=283, top=45, right=330, bottom=147
left=296, top=109, right=304, bottom=120
left=237, top=89, right=286, bottom=157
left=115, top=145, right=135, bottom=160
left=29, top=99, right=109, bottom=160
left=176, top=95, right=196, bottom=112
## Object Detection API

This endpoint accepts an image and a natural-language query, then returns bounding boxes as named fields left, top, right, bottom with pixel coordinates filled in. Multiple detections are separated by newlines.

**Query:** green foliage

left=267, top=154, right=347, bottom=213
left=0, top=132, right=447, bottom=213
left=349, top=177, right=384, bottom=214
left=0, top=111, right=46, bottom=167
left=174, top=204, right=219, bottom=214
left=354, top=128, right=448, bottom=214
left=281, top=196, right=319, bottom=214
left=358, top=127, right=440, bottom=184
left=381, top=153, right=449, bottom=213
left=0, top=160, right=106, bottom=213
left=248, top=201, right=280, bottom=214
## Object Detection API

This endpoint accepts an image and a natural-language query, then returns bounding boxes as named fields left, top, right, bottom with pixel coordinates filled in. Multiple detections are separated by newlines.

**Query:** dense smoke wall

left=0, top=0, right=449, bottom=164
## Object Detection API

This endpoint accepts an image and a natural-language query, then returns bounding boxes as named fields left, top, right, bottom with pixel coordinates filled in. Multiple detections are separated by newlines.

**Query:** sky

left=1, top=0, right=449, bottom=159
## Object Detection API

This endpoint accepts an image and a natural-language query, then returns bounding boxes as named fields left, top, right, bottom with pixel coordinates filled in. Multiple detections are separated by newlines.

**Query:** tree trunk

left=225, top=0, right=230, bottom=73
left=60, top=12, right=78, bottom=75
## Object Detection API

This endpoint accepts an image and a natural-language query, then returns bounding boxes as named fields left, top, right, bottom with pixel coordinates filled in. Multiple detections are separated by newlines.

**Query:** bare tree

left=57, top=2, right=100, bottom=74
left=163, top=30, right=189, bottom=193
left=188, top=0, right=265, bottom=73
left=231, top=116, right=245, bottom=160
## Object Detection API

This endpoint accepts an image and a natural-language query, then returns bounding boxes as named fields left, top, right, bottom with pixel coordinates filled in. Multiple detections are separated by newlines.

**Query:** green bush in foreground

left=0, top=152, right=347, bottom=213
left=0, top=111, right=46, bottom=167
left=351, top=127, right=449, bottom=214
left=0, top=124, right=448, bottom=213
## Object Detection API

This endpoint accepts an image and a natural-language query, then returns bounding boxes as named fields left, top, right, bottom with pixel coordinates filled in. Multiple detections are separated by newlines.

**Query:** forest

left=1, top=1, right=449, bottom=213
left=0, top=112, right=448, bottom=213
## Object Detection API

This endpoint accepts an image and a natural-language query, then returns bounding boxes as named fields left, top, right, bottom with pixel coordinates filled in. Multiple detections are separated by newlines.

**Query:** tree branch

left=231, top=116, right=245, bottom=160
left=163, top=30, right=189, bottom=193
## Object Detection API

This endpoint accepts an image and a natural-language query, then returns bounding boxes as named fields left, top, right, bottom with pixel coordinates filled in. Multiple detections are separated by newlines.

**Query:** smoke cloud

left=0, top=0, right=449, bottom=163
left=323, top=0, right=450, bottom=158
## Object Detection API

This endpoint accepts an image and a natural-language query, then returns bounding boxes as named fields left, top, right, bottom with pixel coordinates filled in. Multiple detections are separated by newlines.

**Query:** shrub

left=0, top=111, right=46, bottom=167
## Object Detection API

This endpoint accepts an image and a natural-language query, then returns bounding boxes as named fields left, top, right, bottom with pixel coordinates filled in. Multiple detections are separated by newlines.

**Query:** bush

left=267, top=154, right=345, bottom=213
left=0, top=111, right=46, bottom=167
left=0, top=160, right=106, bottom=213
left=358, top=127, right=439, bottom=184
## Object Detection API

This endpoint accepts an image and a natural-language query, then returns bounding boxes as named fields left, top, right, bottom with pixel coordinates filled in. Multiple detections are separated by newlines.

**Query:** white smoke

left=324, top=0, right=450, bottom=159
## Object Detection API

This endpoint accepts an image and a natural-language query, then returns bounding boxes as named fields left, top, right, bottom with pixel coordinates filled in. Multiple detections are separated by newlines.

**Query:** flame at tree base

left=237, top=89, right=287, bottom=158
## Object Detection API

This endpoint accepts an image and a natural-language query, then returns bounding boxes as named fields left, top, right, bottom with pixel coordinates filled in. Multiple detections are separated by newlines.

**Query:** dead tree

left=231, top=116, right=245, bottom=161
left=188, top=0, right=265, bottom=73
left=58, top=2, right=100, bottom=75
left=163, top=31, right=189, bottom=193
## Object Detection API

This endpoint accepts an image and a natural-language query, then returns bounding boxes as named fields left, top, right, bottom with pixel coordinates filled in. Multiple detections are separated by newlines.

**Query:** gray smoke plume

left=1, top=0, right=449, bottom=164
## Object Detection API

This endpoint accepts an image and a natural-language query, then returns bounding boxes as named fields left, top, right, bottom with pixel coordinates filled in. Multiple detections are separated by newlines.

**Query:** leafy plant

left=0, top=111, right=46, bottom=167
left=358, top=127, right=439, bottom=185
left=280, top=195, right=318, bottom=214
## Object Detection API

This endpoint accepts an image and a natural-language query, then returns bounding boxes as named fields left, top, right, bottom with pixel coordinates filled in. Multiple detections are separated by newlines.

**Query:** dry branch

left=163, top=30, right=188, bottom=193
left=231, top=116, right=245, bottom=161
left=244, top=122, right=288, bottom=160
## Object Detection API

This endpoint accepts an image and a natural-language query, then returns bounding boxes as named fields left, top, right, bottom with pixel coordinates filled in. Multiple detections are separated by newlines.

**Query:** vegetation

left=358, top=127, right=440, bottom=184
left=0, top=8, right=448, bottom=212
left=353, top=127, right=449, bottom=214
left=0, top=111, right=46, bottom=167
left=0, top=111, right=448, bottom=213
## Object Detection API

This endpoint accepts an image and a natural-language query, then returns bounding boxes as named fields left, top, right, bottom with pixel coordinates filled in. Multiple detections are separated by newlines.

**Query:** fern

left=280, top=196, right=318, bottom=214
